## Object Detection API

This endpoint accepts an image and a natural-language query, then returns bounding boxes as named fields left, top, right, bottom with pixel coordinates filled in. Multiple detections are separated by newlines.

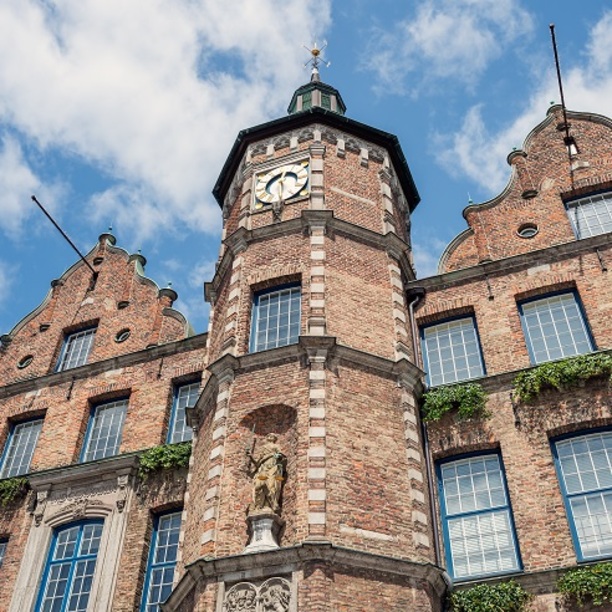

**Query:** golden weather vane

left=303, top=41, right=331, bottom=76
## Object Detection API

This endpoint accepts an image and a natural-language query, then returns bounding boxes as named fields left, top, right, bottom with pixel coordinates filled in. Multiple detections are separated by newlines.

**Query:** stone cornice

left=411, top=232, right=611, bottom=292
left=205, top=211, right=415, bottom=301
left=162, top=542, right=448, bottom=610
left=0, top=333, right=208, bottom=401
left=28, top=453, right=139, bottom=490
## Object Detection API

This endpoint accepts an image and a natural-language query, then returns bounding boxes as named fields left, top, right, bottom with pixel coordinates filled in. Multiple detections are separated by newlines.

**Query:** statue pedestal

left=244, top=512, right=284, bottom=553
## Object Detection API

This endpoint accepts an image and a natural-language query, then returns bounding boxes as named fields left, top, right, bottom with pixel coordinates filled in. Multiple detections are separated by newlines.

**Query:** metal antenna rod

left=550, top=24, right=575, bottom=189
left=31, top=195, right=97, bottom=276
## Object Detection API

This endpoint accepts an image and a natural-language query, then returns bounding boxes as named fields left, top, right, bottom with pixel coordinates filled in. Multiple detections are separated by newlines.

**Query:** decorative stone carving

left=246, top=434, right=286, bottom=516
left=33, top=490, right=49, bottom=527
left=116, top=474, right=129, bottom=512
left=224, top=578, right=291, bottom=612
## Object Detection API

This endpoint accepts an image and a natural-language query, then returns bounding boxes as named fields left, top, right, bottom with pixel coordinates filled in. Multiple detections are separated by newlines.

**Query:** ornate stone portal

left=224, top=577, right=291, bottom=612
left=244, top=434, right=286, bottom=552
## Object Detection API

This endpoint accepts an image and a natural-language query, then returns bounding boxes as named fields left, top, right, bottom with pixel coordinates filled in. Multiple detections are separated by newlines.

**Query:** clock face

left=254, top=161, right=309, bottom=208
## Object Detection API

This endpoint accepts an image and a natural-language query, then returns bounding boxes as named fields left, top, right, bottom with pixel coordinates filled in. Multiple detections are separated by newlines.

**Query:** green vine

left=138, top=441, right=192, bottom=481
left=422, top=382, right=489, bottom=422
left=513, top=353, right=612, bottom=403
left=557, top=562, right=612, bottom=608
left=0, top=477, right=29, bottom=506
left=449, top=580, right=532, bottom=612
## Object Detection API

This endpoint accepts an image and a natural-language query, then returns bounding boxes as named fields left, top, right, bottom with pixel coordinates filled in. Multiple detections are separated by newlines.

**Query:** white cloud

left=413, top=236, right=449, bottom=278
left=435, top=10, right=612, bottom=196
left=0, top=259, right=16, bottom=311
left=0, top=0, right=331, bottom=239
left=363, top=0, right=534, bottom=94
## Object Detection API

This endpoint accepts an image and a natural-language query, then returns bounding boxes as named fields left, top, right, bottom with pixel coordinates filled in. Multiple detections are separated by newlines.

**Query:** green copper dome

left=287, top=69, right=346, bottom=116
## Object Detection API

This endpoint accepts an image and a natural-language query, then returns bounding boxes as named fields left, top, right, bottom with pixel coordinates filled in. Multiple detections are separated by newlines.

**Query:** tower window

left=250, top=285, right=301, bottom=353
left=438, top=453, right=521, bottom=580
left=566, top=192, right=612, bottom=239
left=518, top=292, right=594, bottom=365
left=81, top=399, right=128, bottom=462
left=552, top=431, right=612, bottom=561
left=0, top=418, right=43, bottom=478
left=141, top=511, right=182, bottom=611
left=167, top=382, right=199, bottom=444
left=56, top=327, right=96, bottom=371
left=36, top=520, right=104, bottom=612
left=0, top=539, right=7, bottom=569
left=421, top=316, right=485, bottom=386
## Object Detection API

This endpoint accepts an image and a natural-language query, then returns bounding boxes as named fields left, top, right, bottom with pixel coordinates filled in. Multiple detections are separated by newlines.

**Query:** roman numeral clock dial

left=254, top=161, right=309, bottom=209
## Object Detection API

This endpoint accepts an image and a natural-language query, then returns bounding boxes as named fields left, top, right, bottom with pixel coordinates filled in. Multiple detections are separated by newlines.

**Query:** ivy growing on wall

left=422, top=382, right=489, bottom=422
left=449, top=580, right=532, bottom=612
left=138, top=441, right=192, bottom=481
left=513, top=352, right=612, bottom=403
left=0, top=477, right=29, bottom=506
left=557, top=562, right=612, bottom=608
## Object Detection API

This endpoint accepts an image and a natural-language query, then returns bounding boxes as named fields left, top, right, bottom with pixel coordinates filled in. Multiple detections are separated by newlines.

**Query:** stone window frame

left=140, top=509, right=183, bottom=611
left=420, top=313, right=486, bottom=387
left=0, top=415, right=44, bottom=478
left=249, top=283, right=302, bottom=354
left=551, top=428, right=612, bottom=562
left=517, top=290, right=595, bottom=365
left=167, top=381, right=200, bottom=444
left=436, top=450, right=522, bottom=581
left=565, top=190, right=612, bottom=239
left=81, top=399, right=129, bottom=463
left=56, top=326, right=97, bottom=372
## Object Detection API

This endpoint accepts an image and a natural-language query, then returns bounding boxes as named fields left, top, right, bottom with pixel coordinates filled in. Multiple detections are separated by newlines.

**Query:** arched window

left=36, top=520, right=104, bottom=611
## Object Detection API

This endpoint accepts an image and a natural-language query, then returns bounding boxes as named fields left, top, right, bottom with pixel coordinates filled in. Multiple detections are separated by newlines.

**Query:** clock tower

left=166, top=57, right=446, bottom=611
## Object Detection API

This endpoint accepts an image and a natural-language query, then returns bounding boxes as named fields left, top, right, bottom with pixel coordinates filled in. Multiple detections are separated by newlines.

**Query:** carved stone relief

left=223, top=578, right=291, bottom=612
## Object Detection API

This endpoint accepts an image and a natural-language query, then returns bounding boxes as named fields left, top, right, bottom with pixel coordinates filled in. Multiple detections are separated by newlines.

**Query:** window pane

left=521, top=294, right=592, bottom=364
left=0, top=539, right=7, bottom=568
left=168, top=382, right=199, bottom=444
left=555, top=431, right=612, bottom=560
left=142, top=511, right=182, bottom=611
left=38, top=522, right=103, bottom=612
left=568, top=192, right=612, bottom=238
left=0, top=418, right=43, bottom=478
left=440, top=455, right=520, bottom=579
left=422, top=318, right=484, bottom=386
left=251, top=286, right=301, bottom=352
left=82, top=400, right=128, bottom=462
left=57, top=328, right=96, bottom=371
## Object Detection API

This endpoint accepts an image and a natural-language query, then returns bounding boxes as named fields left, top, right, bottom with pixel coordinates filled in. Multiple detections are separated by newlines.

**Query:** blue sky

left=0, top=0, right=611, bottom=336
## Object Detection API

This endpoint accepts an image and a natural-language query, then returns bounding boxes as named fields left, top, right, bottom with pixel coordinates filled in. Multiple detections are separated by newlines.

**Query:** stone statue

left=246, top=433, right=286, bottom=515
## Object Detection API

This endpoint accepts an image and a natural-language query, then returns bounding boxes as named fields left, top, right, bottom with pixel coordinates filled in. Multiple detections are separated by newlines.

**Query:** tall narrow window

left=519, top=292, right=593, bottom=365
left=553, top=431, right=612, bottom=560
left=167, top=382, right=199, bottom=444
left=0, top=418, right=43, bottom=478
left=0, top=538, right=7, bottom=569
left=566, top=192, right=612, bottom=239
left=81, top=399, right=128, bottom=462
left=57, top=328, right=96, bottom=371
left=438, top=454, right=521, bottom=580
left=36, top=520, right=104, bottom=612
left=141, top=511, right=182, bottom=611
left=421, top=317, right=485, bottom=386
left=250, top=285, right=301, bottom=353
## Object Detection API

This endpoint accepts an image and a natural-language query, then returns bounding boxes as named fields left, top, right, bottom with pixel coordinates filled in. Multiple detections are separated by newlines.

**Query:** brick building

left=0, top=66, right=610, bottom=611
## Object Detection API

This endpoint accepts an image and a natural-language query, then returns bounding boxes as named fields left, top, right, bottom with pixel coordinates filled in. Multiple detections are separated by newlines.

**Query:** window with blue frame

left=167, top=382, right=199, bottom=444
left=552, top=431, right=612, bottom=561
left=81, top=399, right=128, bottom=462
left=438, top=453, right=521, bottom=580
left=0, top=417, right=43, bottom=478
left=566, top=192, right=612, bottom=239
left=141, top=511, right=182, bottom=611
left=0, top=538, right=7, bottom=569
left=250, top=284, right=301, bottom=353
left=518, top=292, right=593, bottom=365
left=36, top=520, right=104, bottom=612
left=56, top=328, right=97, bottom=372
left=421, top=316, right=485, bottom=386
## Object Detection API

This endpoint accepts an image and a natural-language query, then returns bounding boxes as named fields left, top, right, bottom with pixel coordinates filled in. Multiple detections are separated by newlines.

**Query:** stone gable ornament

left=223, top=578, right=291, bottom=612
left=244, top=433, right=286, bottom=552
